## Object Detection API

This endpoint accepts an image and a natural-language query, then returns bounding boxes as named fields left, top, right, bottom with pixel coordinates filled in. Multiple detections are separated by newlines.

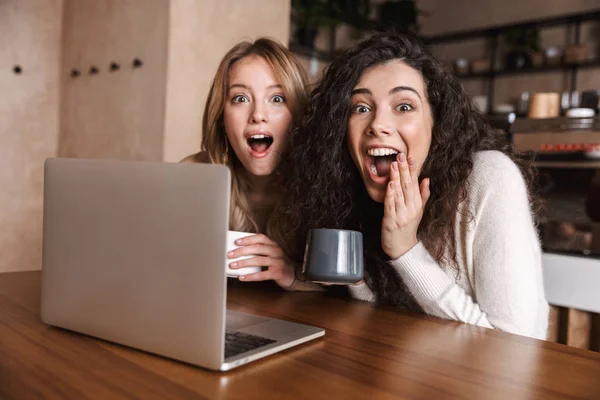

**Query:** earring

left=223, top=139, right=229, bottom=165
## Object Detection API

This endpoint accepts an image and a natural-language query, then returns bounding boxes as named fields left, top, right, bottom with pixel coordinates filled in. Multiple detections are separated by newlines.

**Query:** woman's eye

left=271, top=95, right=286, bottom=103
left=396, top=103, right=413, bottom=112
left=352, top=105, right=370, bottom=114
left=232, top=95, right=248, bottom=103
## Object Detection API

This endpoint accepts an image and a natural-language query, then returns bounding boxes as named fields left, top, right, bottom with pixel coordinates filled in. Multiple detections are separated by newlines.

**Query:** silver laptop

left=41, top=157, right=324, bottom=371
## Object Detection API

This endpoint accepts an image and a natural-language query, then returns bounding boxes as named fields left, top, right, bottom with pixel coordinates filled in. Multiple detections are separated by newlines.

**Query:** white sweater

left=349, top=151, right=549, bottom=340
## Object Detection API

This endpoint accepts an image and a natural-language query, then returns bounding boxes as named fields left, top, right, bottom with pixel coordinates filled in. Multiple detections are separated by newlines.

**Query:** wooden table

left=1, top=272, right=600, bottom=399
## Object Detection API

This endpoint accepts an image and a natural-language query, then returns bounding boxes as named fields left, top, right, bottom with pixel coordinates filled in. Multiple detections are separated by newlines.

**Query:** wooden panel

left=566, top=308, right=593, bottom=349
left=59, top=0, right=169, bottom=161
left=547, top=305, right=560, bottom=342
left=552, top=305, right=600, bottom=353
left=591, top=313, right=600, bottom=352
left=0, top=0, right=63, bottom=273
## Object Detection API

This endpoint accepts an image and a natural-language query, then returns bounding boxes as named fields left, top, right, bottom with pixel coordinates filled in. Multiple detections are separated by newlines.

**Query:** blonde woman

left=183, top=38, right=319, bottom=291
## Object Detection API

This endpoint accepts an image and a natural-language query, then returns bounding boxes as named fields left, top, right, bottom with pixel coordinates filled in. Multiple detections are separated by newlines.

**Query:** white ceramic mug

left=226, top=231, right=262, bottom=277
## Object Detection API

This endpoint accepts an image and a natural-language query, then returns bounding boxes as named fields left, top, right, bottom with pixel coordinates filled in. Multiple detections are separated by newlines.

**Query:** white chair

left=543, top=252, right=600, bottom=350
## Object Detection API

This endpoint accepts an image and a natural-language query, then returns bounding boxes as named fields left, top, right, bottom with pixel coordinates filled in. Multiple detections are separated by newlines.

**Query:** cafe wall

left=0, top=1, right=63, bottom=273
left=59, top=0, right=169, bottom=162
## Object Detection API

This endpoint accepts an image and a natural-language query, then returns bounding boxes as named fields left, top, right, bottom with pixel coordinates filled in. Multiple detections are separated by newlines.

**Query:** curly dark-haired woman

left=274, top=32, right=549, bottom=339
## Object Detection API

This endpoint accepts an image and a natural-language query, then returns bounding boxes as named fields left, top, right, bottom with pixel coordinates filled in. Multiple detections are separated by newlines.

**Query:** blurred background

left=1, top=0, right=600, bottom=349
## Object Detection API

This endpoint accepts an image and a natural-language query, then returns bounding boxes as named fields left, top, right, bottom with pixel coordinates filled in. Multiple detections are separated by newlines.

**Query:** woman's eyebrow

left=229, top=83, right=249, bottom=90
left=389, top=86, right=422, bottom=100
left=351, top=88, right=371, bottom=96
left=229, top=83, right=282, bottom=90
left=351, top=86, right=422, bottom=100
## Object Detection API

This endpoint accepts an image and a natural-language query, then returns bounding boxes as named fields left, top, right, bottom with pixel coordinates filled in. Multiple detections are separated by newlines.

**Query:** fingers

left=228, top=255, right=271, bottom=269
left=228, top=234, right=293, bottom=286
left=390, top=157, right=400, bottom=184
left=397, top=153, right=415, bottom=209
left=420, top=177, right=431, bottom=206
left=384, top=178, right=397, bottom=221
left=233, top=233, right=276, bottom=247
left=227, top=243, right=283, bottom=259
left=393, top=180, right=403, bottom=218
left=408, top=154, right=419, bottom=182
left=239, top=270, right=272, bottom=282
left=407, top=155, right=423, bottom=207
left=237, top=259, right=287, bottom=282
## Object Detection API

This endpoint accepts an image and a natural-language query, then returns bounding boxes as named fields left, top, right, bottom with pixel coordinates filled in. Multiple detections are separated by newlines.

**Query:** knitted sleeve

left=350, top=151, right=549, bottom=339
left=390, top=151, right=548, bottom=338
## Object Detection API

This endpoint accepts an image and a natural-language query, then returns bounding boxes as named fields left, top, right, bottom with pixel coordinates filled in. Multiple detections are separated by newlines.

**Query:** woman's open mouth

left=246, top=134, right=274, bottom=158
left=365, top=147, right=399, bottom=183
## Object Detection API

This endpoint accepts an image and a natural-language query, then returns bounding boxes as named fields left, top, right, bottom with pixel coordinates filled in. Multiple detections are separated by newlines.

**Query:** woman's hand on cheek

left=226, top=233, right=296, bottom=288
left=381, top=153, right=431, bottom=260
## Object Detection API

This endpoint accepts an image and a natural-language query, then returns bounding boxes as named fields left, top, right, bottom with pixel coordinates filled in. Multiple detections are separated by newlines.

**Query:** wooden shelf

left=290, top=10, right=600, bottom=118
left=425, top=9, right=600, bottom=114
left=535, top=160, right=600, bottom=169
left=427, top=10, right=600, bottom=44
left=455, top=59, right=600, bottom=79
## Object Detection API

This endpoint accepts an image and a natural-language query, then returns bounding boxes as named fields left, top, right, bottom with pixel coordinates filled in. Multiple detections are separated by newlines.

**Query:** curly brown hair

left=271, top=32, right=538, bottom=309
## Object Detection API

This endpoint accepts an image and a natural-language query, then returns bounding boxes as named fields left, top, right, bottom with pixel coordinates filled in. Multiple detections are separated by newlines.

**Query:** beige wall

left=59, top=0, right=169, bottom=161
left=0, top=1, right=63, bottom=273
left=162, top=0, right=291, bottom=162
left=420, top=0, right=600, bottom=106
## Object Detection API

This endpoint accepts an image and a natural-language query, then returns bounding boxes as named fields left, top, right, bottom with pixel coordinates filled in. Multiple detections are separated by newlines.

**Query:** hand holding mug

left=227, top=232, right=296, bottom=289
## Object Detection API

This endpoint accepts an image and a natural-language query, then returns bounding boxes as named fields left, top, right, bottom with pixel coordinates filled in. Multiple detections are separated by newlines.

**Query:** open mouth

left=366, top=147, right=399, bottom=178
left=247, top=134, right=274, bottom=156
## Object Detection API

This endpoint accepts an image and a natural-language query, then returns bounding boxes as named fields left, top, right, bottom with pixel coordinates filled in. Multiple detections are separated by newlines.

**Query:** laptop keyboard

left=224, top=330, right=276, bottom=359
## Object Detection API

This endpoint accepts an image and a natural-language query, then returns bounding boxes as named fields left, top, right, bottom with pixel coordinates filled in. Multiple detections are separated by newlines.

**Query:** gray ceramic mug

left=302, top=229, right=364, bottom=284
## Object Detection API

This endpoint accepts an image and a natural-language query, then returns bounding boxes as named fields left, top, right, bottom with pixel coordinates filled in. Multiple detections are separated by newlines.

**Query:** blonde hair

left=201, top=38, right=309, bottom=232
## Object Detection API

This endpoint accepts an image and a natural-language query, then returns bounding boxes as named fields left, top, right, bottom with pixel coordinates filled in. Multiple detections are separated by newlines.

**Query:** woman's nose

left=367, top=110, right=393, bottom=137
left=250, top=102, right=268, bottom=123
